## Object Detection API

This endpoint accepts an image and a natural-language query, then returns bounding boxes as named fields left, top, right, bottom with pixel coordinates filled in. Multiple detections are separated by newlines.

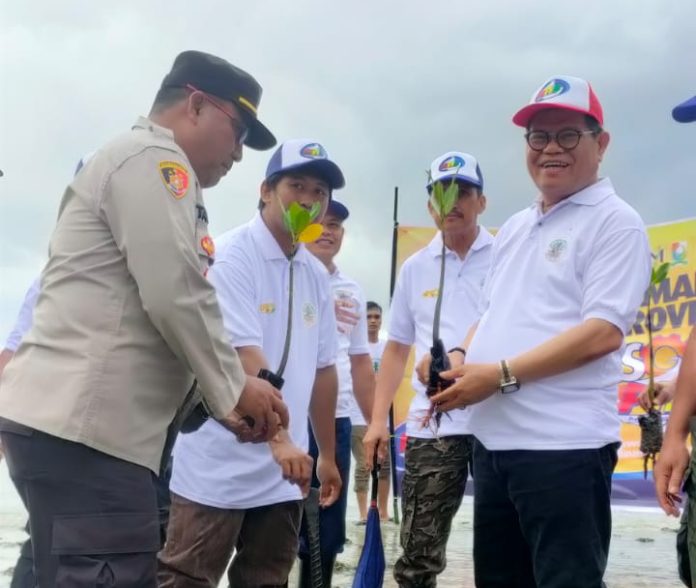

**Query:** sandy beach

left=0, top=458, right=682, bottom=587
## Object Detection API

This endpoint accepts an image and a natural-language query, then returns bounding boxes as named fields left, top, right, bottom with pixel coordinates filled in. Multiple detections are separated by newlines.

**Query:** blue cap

left=265, top=138, right=345, bottom=190
left=673, top=95, right=696, bottom=123
left=327, top=199, right=349, bottom=220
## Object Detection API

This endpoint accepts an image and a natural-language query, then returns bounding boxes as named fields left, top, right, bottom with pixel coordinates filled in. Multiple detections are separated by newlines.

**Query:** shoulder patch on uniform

left=159, top=161, right=190, bottom=199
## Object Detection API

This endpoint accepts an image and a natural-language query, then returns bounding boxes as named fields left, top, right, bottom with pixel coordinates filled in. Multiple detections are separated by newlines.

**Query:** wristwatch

left=499, top=359, right=520, bottom=394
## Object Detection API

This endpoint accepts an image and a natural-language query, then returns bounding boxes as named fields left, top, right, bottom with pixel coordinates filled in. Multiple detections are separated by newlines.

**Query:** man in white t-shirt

left=158, top=138, right=343, bottom=588
left=350, top=301, right=390, bottom=522
left=300, top=199, right=375, bottom=587
left=364, top=151, right=493, bottom=587
left=425, top=76, right=652, bottom=587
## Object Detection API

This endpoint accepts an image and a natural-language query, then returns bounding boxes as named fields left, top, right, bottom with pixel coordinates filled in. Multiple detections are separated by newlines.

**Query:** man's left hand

left=316, top=454, right=342, bottom=508
left=429, top=363, right=500, bottom=412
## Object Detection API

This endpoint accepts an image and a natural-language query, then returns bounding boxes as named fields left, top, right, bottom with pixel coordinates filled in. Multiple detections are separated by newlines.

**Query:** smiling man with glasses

left=426, top=75, right=652, bottom=587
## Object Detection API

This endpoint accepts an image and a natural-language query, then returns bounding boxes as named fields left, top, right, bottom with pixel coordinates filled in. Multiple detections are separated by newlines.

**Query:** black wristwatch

left=448, top=346, right=467, bottom=359
left=499, top=359, right=520, bottom=394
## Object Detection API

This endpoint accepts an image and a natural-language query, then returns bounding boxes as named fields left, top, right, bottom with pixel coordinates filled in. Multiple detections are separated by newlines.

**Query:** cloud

left=1, top=0, right=695, bottom=336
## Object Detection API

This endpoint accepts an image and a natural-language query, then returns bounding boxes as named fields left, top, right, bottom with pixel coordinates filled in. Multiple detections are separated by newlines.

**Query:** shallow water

left=0, top=461, right=682, bottom=587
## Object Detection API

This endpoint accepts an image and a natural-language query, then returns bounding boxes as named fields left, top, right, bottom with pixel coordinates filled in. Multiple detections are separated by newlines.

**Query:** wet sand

left=0, top=461, right=681, bottom=587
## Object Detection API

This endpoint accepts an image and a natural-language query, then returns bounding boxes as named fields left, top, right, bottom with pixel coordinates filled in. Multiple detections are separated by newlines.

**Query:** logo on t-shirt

left=545, top=238, right=568, bottom=262
left=422, top=288, right=439, bottom=298
left=259, top=302, right=276, bottom=314
left=302, top=302, right=317, bottom=327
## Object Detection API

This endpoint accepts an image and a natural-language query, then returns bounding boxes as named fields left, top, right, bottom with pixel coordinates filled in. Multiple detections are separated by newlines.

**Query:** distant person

left=350, top=300, right=390, bottom=523
left=422, top=75, right=651, bottom=587
left=300, top=199, right=375, bottom=587
left=364, top=150, right=493, bottom=587
left=653, top=91, right=696, bottom=588
left=159, top=139, right=343, bottom=587
left=0, top=51, right=287, bottom=587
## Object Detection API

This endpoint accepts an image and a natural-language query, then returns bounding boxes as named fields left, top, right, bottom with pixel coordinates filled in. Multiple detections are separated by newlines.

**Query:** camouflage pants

left=395, top=435, right=472, bottom=588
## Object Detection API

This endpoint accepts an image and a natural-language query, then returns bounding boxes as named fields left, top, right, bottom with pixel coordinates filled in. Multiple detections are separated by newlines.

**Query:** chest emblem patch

left=260, top=302, right=276, bottom=314
left=159, top=161, right=190, bottom=199
left=302, top=302, right=317, bottom=327
left=200, top=236, right=215, bottom=257
left=422, top=288, right=439, bottom=298
left=545, top=238, right=568, bottom=262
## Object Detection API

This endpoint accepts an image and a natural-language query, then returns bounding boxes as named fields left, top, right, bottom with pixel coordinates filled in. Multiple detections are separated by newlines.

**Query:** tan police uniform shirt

left=0, top=117, right=245, bottom=473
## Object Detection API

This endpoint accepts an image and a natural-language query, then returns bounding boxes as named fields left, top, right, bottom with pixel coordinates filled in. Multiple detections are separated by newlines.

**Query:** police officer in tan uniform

left=0, top=50, right=289, bottom=587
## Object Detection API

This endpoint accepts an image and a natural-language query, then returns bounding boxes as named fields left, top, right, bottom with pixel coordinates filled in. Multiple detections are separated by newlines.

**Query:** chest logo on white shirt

left=302, top=302, right=317, bottom=327
left=545, top=239, right=568, bottom=262
left=422, top=288, right=439, bottom=298
left=259, top=302, right=276, bottom=314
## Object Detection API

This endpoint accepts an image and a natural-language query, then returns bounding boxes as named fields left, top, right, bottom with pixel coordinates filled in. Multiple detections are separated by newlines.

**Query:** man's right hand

left=230, top=375, right=289, bottom=441
left=654, top=435, right=689, bottom=517
left=363, top=423, right=390, bottom=471
left=638, top=379, right=677, bottom=411
left=415, top=349, right=465, bottom=386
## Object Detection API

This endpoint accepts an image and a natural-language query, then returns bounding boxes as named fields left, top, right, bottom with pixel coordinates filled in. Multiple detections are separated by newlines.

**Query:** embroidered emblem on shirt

left=159, top=161, right=190, bottom=199
left=259, top=303, right=276, bottom=314
left=200, top=236, right=215, bottom=257
left=422, top=288, right=439, bottom=298
left=545, top=238, right=568, bottom=262
left=302, top=302, right=318, bottom=327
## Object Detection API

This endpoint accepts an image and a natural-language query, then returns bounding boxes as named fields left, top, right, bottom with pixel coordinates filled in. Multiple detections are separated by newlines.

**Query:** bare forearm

left=236, top=346, right=269, bottom=376
left=664, top=328, right=696, bottom=440
left=371, top=341, right=410, bottom=423
left=309, top=365, right=338, bottom=457
left=509, top=318, right=623, bottom=383
left=351, top=354, right=375, bottom=422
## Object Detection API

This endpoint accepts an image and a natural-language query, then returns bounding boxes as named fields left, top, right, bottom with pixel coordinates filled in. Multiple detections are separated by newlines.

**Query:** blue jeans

left=299, top=417, right=352, bottom=557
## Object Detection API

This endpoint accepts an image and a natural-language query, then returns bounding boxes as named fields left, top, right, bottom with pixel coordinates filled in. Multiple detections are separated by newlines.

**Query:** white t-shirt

left=388, top=227, right=494, bottom=438
left=4, top=278, right=41, bottom=351
left=170, top=213, right=338, bottom=509
left=467, top=178, right=651, bottom=450
left=328, top=269, right=370, bottom=419
left=350, top=339, right=386, bottom=426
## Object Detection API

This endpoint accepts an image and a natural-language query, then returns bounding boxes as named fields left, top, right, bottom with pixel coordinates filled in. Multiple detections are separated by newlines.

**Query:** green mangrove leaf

left=309, top=202, right=321, bottom=222
left=427, top=170, right=460, bottom=220
left=651, top=262, right=670, bottom=286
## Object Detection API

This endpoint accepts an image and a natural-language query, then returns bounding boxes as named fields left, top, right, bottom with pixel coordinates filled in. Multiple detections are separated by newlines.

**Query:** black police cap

left=161, top=50, right=276, bottom=150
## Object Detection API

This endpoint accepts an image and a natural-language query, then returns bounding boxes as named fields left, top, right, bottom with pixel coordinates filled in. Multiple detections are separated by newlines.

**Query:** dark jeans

left=1, top=425, right=161, bottom=587
left=473, top=439, right=619, bottom=588
left=299, top=417, right=352, bottom=558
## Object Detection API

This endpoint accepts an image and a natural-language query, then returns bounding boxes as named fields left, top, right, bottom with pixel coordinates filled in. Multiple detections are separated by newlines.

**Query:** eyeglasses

left=186, top=84, right=249, bottom=146
left=525, top=128, right=597, bottom=151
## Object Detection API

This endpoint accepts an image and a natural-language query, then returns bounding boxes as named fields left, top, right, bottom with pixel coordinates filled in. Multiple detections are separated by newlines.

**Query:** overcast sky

left=1, top=0, right=695, bottom=338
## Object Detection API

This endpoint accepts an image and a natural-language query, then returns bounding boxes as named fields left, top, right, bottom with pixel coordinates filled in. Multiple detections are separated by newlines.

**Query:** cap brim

left=244, top=118, right=277, bottom=150
left=280, top=160, right=345, bottom=190
left=427, top=174, right=482, bottom=189
left=673, top=96, right=696, bottom=123
left=512, top=103, right=595, bottom=127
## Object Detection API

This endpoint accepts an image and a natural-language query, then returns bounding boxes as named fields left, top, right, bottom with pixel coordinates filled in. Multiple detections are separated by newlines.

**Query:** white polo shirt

left=170, top=212, right=338, bottom=509
left=4, top=278, right=40, bottom=351
left=350, top=339, right=386, bottom=426
left=467, top=178, right=651, bottom=450
left=389, top=227, right=494, bottom=438
left=328, top=268, right=370, bottom=420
